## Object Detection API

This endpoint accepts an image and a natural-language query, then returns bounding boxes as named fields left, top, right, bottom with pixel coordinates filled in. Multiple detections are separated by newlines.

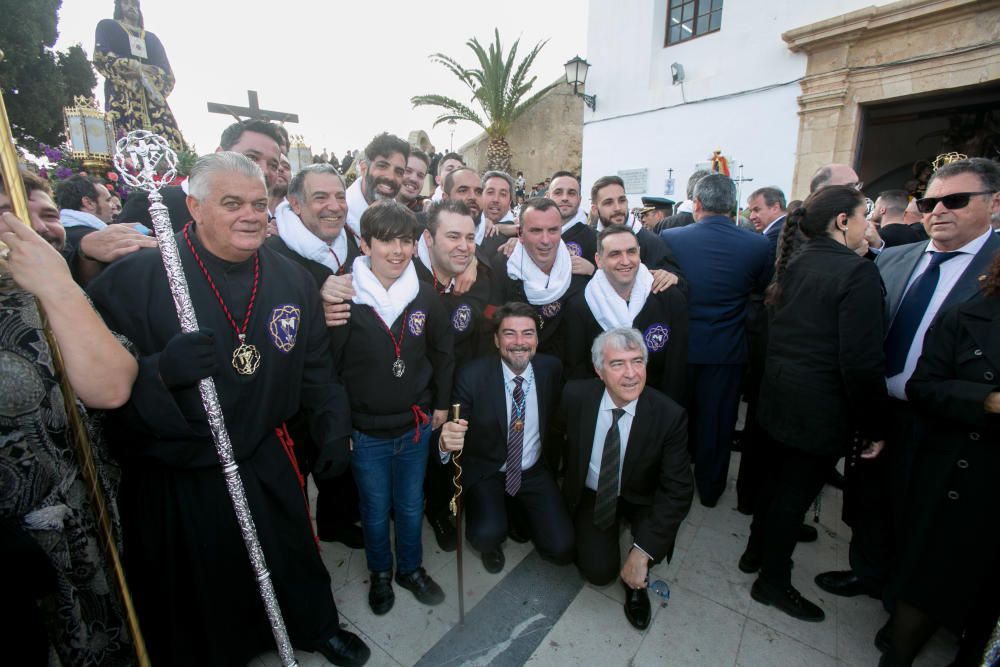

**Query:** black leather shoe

left=875, top=619, right=891, bottom=653
left=368, top=570, right=394, bottom=615
left=623, top=585, right=651, bottom=630
left=482, top=548, right=505, bottom=574
left=314, top=628, right=371, bottom=666
left=797, top=523, right=818, bottom=543
left=751, top=579, right=825, bottom=622
left=738, top=550, right=761, bottom=574
left=507, top=522, right=530, bottom=544
left=318, top=523, right=364, bottom=549
left=428, top=512, right=457, bottom=552
left=814, top=570, right=879, bottom=598
left=395, top=567, right=445, bottom=606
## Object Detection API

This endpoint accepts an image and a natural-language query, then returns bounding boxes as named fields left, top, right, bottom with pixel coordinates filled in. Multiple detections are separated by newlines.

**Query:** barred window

left=666, top=0, right=723, bottom=46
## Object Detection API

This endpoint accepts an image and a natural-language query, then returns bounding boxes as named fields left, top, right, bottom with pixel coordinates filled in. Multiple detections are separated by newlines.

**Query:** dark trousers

left=746, top=437, right=838, bottom=588
left=736, top=311, right=768, bottom=511
left=573, top=489, right=658, bottom=586
left=465, top=464, right=574, bottom=564
left=687, top=363, right=744, bottom=504
left=314, top=469, right=360, bottom=539
left=424, top=429, right=453, bottom=519
left=846, top=399, right=919, bottom=593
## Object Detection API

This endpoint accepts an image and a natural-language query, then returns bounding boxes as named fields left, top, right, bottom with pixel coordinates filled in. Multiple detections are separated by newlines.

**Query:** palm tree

left=411, top=29, right=558, bottom=174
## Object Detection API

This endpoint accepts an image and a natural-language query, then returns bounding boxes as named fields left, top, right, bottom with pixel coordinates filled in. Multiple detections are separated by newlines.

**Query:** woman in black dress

left=882, top=249, right=1000, bottom=666
left=741, top=185, right=890, bottom=622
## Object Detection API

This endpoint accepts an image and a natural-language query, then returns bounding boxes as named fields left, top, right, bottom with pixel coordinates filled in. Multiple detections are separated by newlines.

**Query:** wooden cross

left=206, top=90, right=298, bottom=124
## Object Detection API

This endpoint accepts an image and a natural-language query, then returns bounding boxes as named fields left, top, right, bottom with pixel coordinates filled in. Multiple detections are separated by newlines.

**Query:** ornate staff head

left=114, top=130, right=178, bottom=193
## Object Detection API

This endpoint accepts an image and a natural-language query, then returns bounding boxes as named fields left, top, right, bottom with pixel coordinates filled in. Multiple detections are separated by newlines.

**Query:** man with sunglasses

left=814, top=158, right=1000, bottom=619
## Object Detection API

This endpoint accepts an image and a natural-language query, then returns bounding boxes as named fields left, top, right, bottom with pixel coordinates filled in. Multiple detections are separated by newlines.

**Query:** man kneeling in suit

left=562, top=327, right=694, bottom=629
left=441, top=302, right=575, bottom=574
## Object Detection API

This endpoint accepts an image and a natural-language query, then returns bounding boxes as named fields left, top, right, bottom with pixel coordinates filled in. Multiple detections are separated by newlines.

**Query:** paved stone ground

left=250, top=454, right=957, bottom=667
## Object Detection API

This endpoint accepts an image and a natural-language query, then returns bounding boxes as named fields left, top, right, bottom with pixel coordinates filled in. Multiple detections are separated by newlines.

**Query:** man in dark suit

left=736, top=186, right=788, bottom=515
left=815, top=157, right=1000, bottom=604
left=442, top=302, right=574, bottom=574
left=660, top=173, right=771, bottom=506
left=560, top=327, right=694, bottom=630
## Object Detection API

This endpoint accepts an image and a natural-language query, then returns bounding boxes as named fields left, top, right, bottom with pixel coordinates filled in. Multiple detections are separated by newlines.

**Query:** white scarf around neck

left=275, top=200, right=348, bottom=274
left=351, top=255, right=419, bottom=326
left=345, top=178, right=369, bottom=240
left=507, top=240, right=573, bottom=305
left=584, top=264, right=653, bottom=331
left=561, top=206, right=589, bottom=234
left=60, top=209, right=107, bottom=231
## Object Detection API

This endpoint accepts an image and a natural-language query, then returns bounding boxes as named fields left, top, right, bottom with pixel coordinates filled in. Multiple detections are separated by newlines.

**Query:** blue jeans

left=351, top=422, right=431, bottom=574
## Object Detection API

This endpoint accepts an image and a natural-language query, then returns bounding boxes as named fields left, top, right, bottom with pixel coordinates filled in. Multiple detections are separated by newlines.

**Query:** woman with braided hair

left=739, top=185, right=891, bottom=622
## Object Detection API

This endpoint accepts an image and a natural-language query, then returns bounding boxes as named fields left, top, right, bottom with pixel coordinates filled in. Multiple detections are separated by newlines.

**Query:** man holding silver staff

left=87, top=152, right=370, bottom=667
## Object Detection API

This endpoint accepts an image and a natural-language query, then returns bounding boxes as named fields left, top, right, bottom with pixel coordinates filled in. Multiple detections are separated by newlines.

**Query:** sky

left=54, top=1, right=588, bottom=159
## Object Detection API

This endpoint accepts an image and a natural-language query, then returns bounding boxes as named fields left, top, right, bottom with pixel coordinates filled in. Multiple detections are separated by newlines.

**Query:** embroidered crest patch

left=451, top=304, right=472, bottom=332
left=643, top=323, right=670, bottom=353
left=269, top=304, right=302, bottom=353
left=408, top=310, right=427, bottom=336
left=565, top=241, right=583, bottom=257
left=539, top=300, right=562, bottom=319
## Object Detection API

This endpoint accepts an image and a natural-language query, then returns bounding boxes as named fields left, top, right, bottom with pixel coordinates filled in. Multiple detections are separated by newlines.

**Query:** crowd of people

left=1, top=118, right=998, bottom=667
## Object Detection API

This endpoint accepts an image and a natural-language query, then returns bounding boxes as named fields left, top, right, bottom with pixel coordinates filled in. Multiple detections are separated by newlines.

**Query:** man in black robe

left=87, top=153, right=369, bottom=667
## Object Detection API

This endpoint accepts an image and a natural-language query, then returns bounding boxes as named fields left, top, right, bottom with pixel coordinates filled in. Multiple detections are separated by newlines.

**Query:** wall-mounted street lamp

left=564, top=56, right=596, bottom=111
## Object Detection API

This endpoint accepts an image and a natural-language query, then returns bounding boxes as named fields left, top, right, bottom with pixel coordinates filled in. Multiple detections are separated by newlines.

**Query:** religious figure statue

left=94, top=0, right=185, bottom=150
left=710, top=148, right=730, bottom=177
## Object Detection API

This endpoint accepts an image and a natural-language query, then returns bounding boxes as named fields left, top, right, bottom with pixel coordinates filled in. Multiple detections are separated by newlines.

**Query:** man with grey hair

left=660, top=169, right=712, bottom=229
left=87, top=152, right=370, bottom=666
left=561, top=326, right=693, bottom=630
left=266, top=162, right=364, bottom=551
left=661, top=173, right=771, bottom=507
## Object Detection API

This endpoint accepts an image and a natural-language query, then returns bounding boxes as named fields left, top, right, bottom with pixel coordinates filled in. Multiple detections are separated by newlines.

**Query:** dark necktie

left=884, top=251, right=961, bottom=376
left=594, top=408, right=626, bottom=530
left=505, top=376, right=526, bottom=496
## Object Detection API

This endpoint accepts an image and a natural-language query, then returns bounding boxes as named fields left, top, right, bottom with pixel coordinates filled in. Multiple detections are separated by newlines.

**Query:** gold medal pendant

left=514, top=419, right=524, bottom=432
left=392, top=357, right=406, bottom=378
left=232, top=334, right=261, bottom=375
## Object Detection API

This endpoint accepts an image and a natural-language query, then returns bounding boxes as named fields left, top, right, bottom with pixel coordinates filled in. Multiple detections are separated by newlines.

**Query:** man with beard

left=490, top=197, right=592, bottom=358
left=439, top=302, right=574, bottom=574
left=398, top=149, right=431, bottom=212
left=869, top=189, right=923, bottom=248
left=268, top=153, right=292, bottom=217
left=267, top=163, right=363, bottom=549
left=1, top=171, right=138, bottom=666
left=87, top=153, right=369, bottom=666
left=56, top=174, right=157, bottom=286
left=591, top=176, right=678, bottom=272
left=345, top=132, right=409, bottom=241
left=564, top=224, right=689, bottom=404
left=413, top=200, right=493, bottom=550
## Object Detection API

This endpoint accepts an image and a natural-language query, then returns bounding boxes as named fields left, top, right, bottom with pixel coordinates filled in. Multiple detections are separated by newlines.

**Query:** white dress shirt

left=500, top=361, right=541, bottom=472
left=585, top=391, right=638, bottom=493
left=886, top=228, right=993, bottom=399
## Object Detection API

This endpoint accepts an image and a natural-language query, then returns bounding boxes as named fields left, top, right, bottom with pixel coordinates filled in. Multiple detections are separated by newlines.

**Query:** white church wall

left=581, top=0, right=900, bottom=208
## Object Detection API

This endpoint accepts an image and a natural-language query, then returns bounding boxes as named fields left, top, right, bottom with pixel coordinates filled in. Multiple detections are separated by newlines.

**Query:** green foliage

left=411, top=29, right=557, bottom=142
left=0, top=0, right=98, bottom=154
